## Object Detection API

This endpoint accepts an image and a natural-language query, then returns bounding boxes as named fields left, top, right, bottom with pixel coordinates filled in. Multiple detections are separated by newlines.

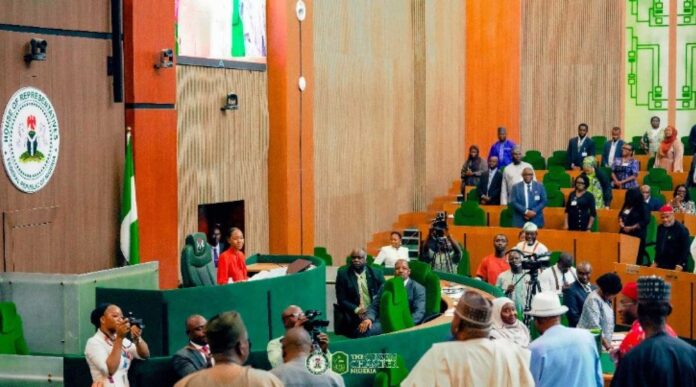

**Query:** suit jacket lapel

left=186, top=346, right=207, bottom=368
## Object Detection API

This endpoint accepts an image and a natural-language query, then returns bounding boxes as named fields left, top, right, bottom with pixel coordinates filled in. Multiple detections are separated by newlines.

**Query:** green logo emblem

left=330, top=351, right=349, bottom=375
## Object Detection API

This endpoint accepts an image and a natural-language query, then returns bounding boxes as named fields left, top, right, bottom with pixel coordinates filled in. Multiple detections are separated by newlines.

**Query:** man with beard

left=475, top=234, right=510, bottom=285
left=496, top=250, right=530, bottom=313
left=501, top=147, right=535, bottom=205
left=616, top=281, right=676, bottom=361
left=563, top=262, right=596, bottom=327
left=335, top=248, right=385, bottom=337
left=513, top=222, right=549, bottom=256
left=172, top=315, right=212, bottom=379
left=487, top=126, right=516, bottom=168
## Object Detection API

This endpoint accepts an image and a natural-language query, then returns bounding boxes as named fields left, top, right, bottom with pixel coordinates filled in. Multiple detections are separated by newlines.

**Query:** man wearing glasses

left=335, top=249, right=385, bottom=337
left=509, top=167, right=547, bottom=228
left=266, top=305, right=330, bottom=368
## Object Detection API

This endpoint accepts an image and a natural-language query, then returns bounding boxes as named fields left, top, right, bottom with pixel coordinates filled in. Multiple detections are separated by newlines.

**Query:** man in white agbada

left=401, top=291, right=534, bottom=387
left=501, top=146, right=535, bottom=205
left=513, top=222, right=549, bottom=256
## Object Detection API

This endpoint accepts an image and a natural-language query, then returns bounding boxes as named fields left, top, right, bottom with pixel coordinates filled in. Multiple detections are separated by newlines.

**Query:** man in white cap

left=514, top=222, right=549, bottom=256
left=402, top=291, right=534, bottom=386
left=527, top=292, right=602, bottom=387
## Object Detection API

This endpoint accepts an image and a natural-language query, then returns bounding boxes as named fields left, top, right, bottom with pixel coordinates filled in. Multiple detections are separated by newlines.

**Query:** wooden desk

left=247, top=262, right=288, bottom=273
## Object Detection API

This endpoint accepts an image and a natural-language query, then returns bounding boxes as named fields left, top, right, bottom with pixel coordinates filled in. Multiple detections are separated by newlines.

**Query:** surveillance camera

left=25, top=38, right=48, bottom=62
left=155, top=48, right=174, bottom=69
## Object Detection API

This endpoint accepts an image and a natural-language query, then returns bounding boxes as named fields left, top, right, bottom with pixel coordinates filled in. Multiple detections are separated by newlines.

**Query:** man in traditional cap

left=616, top=281, right=676, bottom=360
left=513, top=222, right=549, bottom=256
left=653, top=204, right=690, bottom=270
left=538, top=252, right=577, bottom=295
left=612, top=276, right=696, bottom=386
left=509, top=167, right=547, bottom=227
left=527, top=292, right=602, bottom=387
left=402, top=291, right=534, bottom=386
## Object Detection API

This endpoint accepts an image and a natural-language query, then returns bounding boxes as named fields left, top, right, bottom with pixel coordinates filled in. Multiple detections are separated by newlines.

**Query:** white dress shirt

left=373, top=245, right=409, bottom=267
left=501, top=161, right=535, bottom=205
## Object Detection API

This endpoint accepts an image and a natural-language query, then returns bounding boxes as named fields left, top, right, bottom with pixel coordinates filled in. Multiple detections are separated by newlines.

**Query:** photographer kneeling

left=420, top=213, right=462, bottom=273
left=267, top=305, right=329, bottom=368
left=85, top=303, right=149, bottom=387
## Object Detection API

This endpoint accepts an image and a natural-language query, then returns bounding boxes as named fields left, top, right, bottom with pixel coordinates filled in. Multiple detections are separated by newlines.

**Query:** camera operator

left=267, top=305, right=329, bottom=368
left=420, top=214, right=462, bottom=273
left=495, top=250, right=531, bottom=312
left=85, top=303, right=149, bottom=387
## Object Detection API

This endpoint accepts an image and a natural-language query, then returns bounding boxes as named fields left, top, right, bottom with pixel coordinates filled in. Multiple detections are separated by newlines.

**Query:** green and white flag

left=120, top=131, right=140, bottom=264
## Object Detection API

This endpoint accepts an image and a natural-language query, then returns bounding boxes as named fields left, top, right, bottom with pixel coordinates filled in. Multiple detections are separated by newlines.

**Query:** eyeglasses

left=351, top=255, right=364, bottom=259
left=283, top=312, right=304, bottom=319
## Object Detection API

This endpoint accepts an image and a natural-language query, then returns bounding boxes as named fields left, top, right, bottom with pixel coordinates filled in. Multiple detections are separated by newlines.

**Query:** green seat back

left=689, top=236, right=695, bottom=273
left=313, top=246, right=333, bottom=265
left=552, top=150, right=568, bottom=160
left=645, top=214, right=658, bottom=265
left=548, top=251, right=561, bottom=266
left=379, top=277, right=415, bottom=333
left=408, top=260, right=432, bottom=285
left=456, top=249, right=471, bottom=277
left=453, top=201, right=486, bottom=226
left=545, top=184, right=565, bottom=207
left=591, top=215, right=599, bottom=232
left=644, top=169, right=672, bottom=191
left=0, top=302, right=29, bottom=355
left=372, top=354, right=409, bottom=387
left=546, top=154, right=566, bottom=169
left=647, top=156, right=656, bottom=171
left=467, top=188, right=481, bottom=202
left=632, top=136, right=647, bottom=155
left=180, top=233, right=216, bottom=287
left=525, top=150, right=543, bottom=159
left=421, top=272, right=442, bottom=317
left=499, top=207, right=513, bottom=228
left=682, top=136, right=695, bottom=156
left=592, top=136, right=607, bottom=150
left=522, top=154, right=546, bottom=170
left=543, top=167, right=572, bottom=188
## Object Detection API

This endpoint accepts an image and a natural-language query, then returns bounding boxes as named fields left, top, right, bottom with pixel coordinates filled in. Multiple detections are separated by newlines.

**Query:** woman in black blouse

left=619, top=187, right=651, bottom=265
left=564, top=174, right=597, bottom=231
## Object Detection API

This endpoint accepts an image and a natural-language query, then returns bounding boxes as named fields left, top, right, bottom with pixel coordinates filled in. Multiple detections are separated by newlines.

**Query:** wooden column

left=267, top=0, right=315, bottom=255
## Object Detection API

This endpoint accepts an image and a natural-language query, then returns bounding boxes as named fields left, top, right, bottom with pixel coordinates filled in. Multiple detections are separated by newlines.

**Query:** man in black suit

left=640, top=185, right=663, bottom=211
left=477, top=155, right=503, bottom=205
left=209, top=224, right=227, bottom=267
left=562, top=262, right=596, bottom=327
left=601, top=126, right=624, bottom=168
left=357, top=259, right=426, bottom=336
left=335, top=248, right=385, bottom=337
left=172, top=314, right=212, bottom=380
left=567, top=123, right=596, bottom=170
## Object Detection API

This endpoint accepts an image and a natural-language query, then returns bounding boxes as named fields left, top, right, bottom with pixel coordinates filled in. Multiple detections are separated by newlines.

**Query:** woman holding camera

left=85, top=303, right=149, bottom=386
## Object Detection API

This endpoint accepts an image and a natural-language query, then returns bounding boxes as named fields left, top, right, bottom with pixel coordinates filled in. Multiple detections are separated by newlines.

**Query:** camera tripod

left=431, top=237, right=454, bottom=273
left=507, top=250, right=550, bottom=326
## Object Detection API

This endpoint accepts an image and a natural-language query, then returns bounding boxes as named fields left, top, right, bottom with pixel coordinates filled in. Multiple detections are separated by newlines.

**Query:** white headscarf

left=490, top=297, right=530, bottom=348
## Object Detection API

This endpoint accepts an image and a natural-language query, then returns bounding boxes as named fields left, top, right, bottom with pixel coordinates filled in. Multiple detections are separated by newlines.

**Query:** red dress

left=216, top=248, right=248, bottom=284
left=618, top=320, right=677, bottom=358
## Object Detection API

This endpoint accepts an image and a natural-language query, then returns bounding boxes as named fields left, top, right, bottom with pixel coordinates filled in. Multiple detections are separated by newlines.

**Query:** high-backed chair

left=543, top=182, right=565, bottom=207
left=592, top=136, right=607, bottom=151
left=643, top=168, right=672, bottom=191
left=467, top=187, right=481, bottom=202
left=645, top=214, right=658, bottom=265
left=499, top=207, right=513, bottom=227
left=407, top=261, right=442, bottom=319
left=543, top=166, right=572, bottom=188
left=453, top=201, right=486, bottom=226
left=0, top=302, right=29, bottom=355
left=313, top=246, right=333, bottom=265
left=456, top=248, right=471, bottom=277
left=682, top=136, right=695, bottom=156
left=647, top=156, right=655, bottom=171
left=522, top=152, right=546, bottom=170
left=546, top=154, right=566, bottom=169
left=180, top=232, right=217, bottom=287
left=373, top=354, right=409, bottom=387
left=379, top=277, right=415, bottom=333
left=632, top=136, right=646, bottom=155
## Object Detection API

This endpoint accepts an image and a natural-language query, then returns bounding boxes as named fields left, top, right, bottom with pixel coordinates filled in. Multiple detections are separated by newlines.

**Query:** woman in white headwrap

left=489, top=297, right=530, bottom=347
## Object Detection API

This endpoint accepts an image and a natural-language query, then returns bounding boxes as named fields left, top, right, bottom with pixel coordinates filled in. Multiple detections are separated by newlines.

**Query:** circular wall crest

left=1, top=87, right=60, bottom=193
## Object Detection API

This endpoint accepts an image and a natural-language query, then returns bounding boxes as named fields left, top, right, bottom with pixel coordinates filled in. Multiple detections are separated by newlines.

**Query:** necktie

left=213, top=247, right=219, bottom=262
left=358, top=272, right=371, bottom=308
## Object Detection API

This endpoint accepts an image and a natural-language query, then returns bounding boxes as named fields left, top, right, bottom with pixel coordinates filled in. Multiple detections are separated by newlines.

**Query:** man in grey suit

left=172, top=315, right=212, bottom=380
left=510, top=167, right=547, bottom=228
left=357, top=259, right=426, bottom=336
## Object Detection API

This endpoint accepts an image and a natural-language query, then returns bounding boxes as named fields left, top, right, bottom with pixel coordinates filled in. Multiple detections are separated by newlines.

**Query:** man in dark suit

left=478, top=155, right=503, bottom=205
left=209, top=224, right=227, bottom=267
left=509, top=167, right=547, bottom=228
left=601, top=126, right=624, bottom=168
left=563, top=262, right=596, bottom=327
left=172, top=314, right=212, bottom=380
left=567, top=123, right=596, bottom=170
left=357, top=259, right=425, bottom=336
left=640, top=185, right=663, bottom=211
left=335, top=248, right=385, bottom=337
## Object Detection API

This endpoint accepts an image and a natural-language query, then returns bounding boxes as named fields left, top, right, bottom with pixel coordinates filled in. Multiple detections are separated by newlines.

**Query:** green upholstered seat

left=647, top=156, right=656, bottom=171
left=180, top=232, right=216, bottom=287
left=546, top=154, right=566, bottom=169
left=548, top=251, right=561, bottom=266
left=379, top=277, right=415, bottom=333
left=499, top=207, right=513, bottom=227
left=456, top=249, right=471, bottom=277
left=543, top=166, right=572, bottom=188
left=408, top=260, right=431, bottom=285
left=0, top=302, right=29, bottom=355
left=592, top=136, right=607, bottom=151
left=544, top=182, right=565, bottom=207
left=467, top=188, right=481, bottom=202
left=645, top=214, right=658, bottom=265
left=522, top=153, right=546, bottom=170
left=682, top=136, right=695, bottom=156
left=689, top=236, right=695, bottom=273
left=407, top=261, right=442, bottom=318
left=632, top=136, right=647, bottom=155
left=591, top=215, right=599, bottom=232
left=372, top=354, right=409, bottom=387
left=313, top=246, right=333, bottom=265
left=525, top=150, right=543, bottom=159
left=644, top=168, right=672, bottom=191
left=453, top=201, right=486, bottom=226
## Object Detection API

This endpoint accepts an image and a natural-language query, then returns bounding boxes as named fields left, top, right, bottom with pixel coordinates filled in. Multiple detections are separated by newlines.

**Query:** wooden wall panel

left=0, top=0, right=111, bottom=33
left=313, top=0, right=465, bottom=258
left=520, top=0, right=622, bottom=156
left=0, top=32, right=123, bottom=274
left=176, top=65, right=269, bottom=256
left=424, top=1, right=466, bottom=204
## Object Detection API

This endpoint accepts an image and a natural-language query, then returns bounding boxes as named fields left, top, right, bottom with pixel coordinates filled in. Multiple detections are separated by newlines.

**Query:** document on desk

left=248, top=267, right=287, bottom=281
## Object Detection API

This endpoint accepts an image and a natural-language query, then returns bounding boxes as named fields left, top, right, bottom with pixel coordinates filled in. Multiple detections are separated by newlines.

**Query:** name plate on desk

left=625, top=265, right=641, bottom=275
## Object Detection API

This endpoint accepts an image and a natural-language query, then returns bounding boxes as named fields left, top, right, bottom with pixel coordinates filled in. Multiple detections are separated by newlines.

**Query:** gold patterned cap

left=638, top=276, right=671, bottom=303
left=454, top=291, right=492, bottom=328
